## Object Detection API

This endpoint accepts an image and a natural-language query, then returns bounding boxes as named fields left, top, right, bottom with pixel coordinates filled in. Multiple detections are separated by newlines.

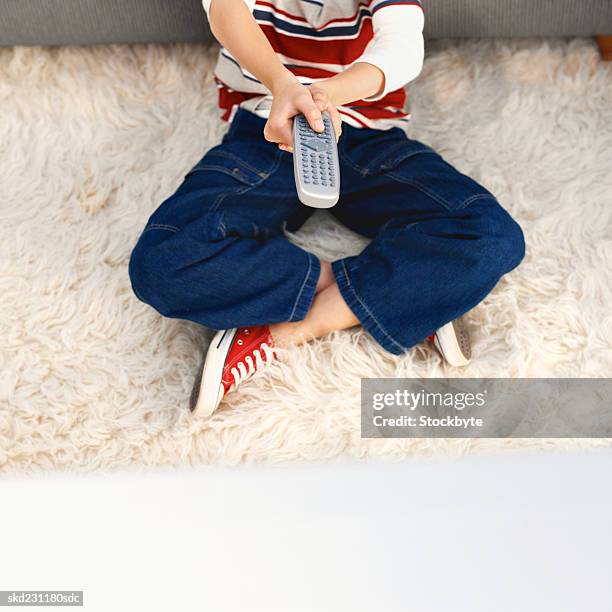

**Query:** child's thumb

left=300, top=98, right=324, bottom=132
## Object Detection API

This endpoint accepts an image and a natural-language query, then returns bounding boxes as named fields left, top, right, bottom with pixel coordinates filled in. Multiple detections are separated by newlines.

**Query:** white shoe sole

left=190, top=328, right=237, bottom=418
left=433, top=318, right=472, bottom=367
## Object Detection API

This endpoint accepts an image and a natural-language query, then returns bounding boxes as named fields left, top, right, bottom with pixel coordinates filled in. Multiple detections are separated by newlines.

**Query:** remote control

left=293, top=112, right=340, bottom=208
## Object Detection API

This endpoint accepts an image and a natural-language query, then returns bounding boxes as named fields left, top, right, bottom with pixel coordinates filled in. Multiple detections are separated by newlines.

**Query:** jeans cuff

left=332, top=259, right=405, bottom=355
left=288, top=252, right=321, bottom=322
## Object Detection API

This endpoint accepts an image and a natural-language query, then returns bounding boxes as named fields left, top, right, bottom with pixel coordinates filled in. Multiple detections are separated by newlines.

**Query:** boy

left=129, top=0, right=525, bottom=416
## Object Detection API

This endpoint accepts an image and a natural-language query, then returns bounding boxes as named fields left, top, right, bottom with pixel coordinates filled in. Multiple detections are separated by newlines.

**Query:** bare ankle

left=316, top=261, right=335, bottom=293
left=269, top=321, right=314, bottom=347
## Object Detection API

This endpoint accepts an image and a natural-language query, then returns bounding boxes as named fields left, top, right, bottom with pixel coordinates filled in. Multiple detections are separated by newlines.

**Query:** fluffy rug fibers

left=1, top=38, right=611, bottom=473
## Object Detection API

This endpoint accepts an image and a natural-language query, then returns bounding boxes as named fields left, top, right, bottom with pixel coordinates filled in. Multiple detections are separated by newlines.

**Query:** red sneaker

left=190, top=325, right=276, bottom=417
left=427, top=317, right=472, bottom=367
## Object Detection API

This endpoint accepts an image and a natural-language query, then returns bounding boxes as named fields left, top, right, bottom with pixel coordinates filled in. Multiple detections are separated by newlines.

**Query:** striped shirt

left=201, top=0, right=425, bottom=128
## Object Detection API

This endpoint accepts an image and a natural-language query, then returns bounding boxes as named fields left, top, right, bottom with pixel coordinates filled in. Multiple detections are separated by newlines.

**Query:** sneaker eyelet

left=243, top=329, right=250, bottom=334
left=237, top=339, right=244, bottom=346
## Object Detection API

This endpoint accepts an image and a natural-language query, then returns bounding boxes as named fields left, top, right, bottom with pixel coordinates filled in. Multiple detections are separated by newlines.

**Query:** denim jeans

left=129, top=109, right=524, bottom=354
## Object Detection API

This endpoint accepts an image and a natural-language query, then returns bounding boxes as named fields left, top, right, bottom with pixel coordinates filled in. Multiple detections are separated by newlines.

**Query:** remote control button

left=304, top=138, right=327, bottom=152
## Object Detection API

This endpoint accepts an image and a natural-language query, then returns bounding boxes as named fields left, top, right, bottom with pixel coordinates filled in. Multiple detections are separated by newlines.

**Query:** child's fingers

left=264, top=115, right=294, bottom=147
left=311, top=90, right=328, bottom=112
left=328, top=105, right=343, bottom=142
left=278, top=143, right=294, bottom=153
left=309, top=88, right=341, bottom=140
left=298, top=95, right=324, bottom=132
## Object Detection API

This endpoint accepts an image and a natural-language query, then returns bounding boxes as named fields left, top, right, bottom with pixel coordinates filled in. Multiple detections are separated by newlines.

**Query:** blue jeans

left=129, top=109, right=524, bottom=355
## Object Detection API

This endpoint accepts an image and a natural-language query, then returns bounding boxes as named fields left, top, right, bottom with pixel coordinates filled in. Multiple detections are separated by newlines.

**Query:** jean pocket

left=377, top=142, right=493, bottom=211
left=373, top=139, right=436, bottom=173
left=341, top=129, right=435, bottom=177
left=188, top=144, right=281, bottom=187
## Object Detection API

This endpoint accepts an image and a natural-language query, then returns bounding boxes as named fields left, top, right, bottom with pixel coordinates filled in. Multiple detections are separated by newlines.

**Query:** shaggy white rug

left=1, top=38, right=611, bottom=474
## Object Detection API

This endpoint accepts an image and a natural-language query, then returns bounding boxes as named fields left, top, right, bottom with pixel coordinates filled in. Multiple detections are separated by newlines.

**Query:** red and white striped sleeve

left=356, top=0, right=425, bottom=100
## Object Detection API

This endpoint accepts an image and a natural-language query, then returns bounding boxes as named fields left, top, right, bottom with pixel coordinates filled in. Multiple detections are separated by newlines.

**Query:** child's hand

left=264, top=75, right=324, bottom=151
left=308, top=83, right=342, bottom=144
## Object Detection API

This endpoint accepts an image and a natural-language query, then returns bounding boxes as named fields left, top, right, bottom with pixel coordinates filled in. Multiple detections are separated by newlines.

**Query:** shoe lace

left=228, top=342, right=274, bottom=390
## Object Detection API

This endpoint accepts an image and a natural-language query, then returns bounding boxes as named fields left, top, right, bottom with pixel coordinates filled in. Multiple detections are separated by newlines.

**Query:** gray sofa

left=1, top=0, right=611, bottom=47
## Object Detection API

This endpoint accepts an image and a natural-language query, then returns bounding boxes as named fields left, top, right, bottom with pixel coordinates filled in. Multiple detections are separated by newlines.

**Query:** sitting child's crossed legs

left=129, top=110, right=524, bottom=413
